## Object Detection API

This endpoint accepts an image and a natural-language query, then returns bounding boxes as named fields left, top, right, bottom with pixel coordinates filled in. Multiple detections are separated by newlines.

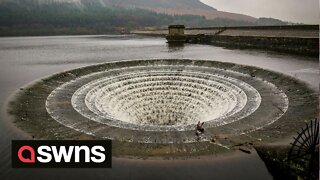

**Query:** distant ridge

left=0, top=0, right=257, bottom=22
left=0, top=0, right=288, bottom=36
left=101, top=0, right=257, bottom=22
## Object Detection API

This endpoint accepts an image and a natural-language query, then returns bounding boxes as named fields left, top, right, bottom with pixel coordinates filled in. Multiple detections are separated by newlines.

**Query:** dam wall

left=132, top=25, right=319, bottom=57
left=205, top=35, right=318, bottom=57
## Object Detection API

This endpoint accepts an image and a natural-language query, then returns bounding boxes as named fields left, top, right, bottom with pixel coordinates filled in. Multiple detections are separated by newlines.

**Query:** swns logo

left=12, top=140, right=112, bottom=168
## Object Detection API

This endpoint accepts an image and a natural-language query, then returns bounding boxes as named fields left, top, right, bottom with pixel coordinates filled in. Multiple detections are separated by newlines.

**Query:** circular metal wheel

left=288, top=118, right=319, bottom=179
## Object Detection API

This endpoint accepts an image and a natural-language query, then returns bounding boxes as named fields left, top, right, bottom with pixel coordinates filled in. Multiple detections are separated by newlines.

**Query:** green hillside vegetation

left=105, top=0, right=215, bottom=10
left=0, top=0, right=286, bottom=36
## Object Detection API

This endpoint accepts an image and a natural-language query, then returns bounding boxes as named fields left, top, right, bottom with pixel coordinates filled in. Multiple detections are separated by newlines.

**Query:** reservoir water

left=0, top=35, right=318, bottom=180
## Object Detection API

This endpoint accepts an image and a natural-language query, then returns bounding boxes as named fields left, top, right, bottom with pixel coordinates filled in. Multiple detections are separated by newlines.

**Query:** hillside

left=0, top=0, right=287, bottom=36
left=106, top=0, right=215, bottom=10
left=0, top=0, right=256, bottom=22
left=100, top=0, right=256, bottom=22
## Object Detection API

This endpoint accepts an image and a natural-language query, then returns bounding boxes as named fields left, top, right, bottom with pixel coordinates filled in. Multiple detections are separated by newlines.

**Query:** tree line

left=0, top=0, right=285, bottom=36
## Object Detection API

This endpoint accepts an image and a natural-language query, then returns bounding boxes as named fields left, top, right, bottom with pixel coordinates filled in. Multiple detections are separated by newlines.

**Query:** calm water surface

left=0, top=35, right=318, bottom=180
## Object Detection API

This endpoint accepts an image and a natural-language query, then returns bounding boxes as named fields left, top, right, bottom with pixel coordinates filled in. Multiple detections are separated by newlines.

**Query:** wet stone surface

left=8, top=59, right=318, bottom=156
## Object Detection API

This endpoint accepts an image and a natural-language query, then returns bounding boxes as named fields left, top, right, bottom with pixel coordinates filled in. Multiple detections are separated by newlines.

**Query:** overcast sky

left=200, top=0, right=319, bottom=24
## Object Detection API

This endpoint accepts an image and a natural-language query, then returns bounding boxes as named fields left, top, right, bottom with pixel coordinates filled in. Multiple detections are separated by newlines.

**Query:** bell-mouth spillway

left=67, top=67, right=262, bottom=132
left=8, top=59, right=318, bottom=153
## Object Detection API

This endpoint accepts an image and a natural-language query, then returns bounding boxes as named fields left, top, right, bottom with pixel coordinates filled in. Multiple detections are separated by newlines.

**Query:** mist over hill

left=0, top=0, right=288, bottom=36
